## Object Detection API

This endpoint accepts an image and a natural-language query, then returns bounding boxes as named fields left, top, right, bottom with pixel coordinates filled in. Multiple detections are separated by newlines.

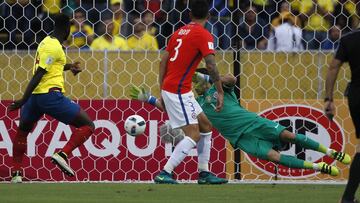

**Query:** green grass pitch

left=1, top=183, right=359, bottom=203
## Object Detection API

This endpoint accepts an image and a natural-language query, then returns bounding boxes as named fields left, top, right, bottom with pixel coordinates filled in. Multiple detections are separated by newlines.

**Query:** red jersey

left=162, top=22, right=215, bottom=94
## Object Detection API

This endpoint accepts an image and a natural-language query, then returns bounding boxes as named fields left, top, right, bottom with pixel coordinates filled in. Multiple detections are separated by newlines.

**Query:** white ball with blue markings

left=124, top=115, right=146, bottom=136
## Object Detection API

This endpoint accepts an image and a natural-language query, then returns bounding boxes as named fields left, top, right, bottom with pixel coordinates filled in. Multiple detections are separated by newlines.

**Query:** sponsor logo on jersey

left=245, top=104, right=345, bottom=179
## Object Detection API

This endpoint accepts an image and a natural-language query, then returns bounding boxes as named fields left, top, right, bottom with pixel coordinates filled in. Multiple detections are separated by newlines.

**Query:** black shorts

left=348, top=85, right=360, bottom=138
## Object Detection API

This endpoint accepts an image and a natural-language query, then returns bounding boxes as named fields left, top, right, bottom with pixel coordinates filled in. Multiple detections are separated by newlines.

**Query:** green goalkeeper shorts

left=235, top=117, right=286, bottom=160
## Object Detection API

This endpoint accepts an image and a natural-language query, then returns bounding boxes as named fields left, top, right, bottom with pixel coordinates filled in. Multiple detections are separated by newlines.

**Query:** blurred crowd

left=0, top=0, right=359, bottom=51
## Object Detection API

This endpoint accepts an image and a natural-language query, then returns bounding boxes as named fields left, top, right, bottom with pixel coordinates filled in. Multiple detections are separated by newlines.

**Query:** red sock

left=13, top=129, right=29, bottom=171
left=62, top=126, right=94, bottom=156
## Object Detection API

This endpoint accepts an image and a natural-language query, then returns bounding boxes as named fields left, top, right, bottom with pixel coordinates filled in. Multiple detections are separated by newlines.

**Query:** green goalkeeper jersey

left=196, top=85, right=260, bottom=147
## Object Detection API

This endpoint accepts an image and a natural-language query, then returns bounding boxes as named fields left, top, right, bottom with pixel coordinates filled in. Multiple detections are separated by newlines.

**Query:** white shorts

left=161, top=90, right=203, bottom=129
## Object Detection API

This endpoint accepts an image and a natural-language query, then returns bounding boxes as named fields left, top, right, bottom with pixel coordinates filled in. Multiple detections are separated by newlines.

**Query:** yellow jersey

left=42, top=0, right=61, bottom=14
left=33, top=36, right=66, bottom=94
left=90, top=36, right=129, bottom=51
left=68, top=24, right=94, bottom=48
left=299, top=0, right=334, bottom=31
left=112, top=16, right=123, bottom=36
left=127, top=33, right=159, bottom=51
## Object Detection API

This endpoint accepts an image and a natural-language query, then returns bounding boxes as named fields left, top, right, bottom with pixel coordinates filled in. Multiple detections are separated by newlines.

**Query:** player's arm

left=64, top=62, right=82, bottom=76
left=129, top=86, right=165, bottom=111
left=204, top=54, right=224, bottom=112
left=8, top=67, right=47, bottom=111
left=324, top=37, right=346, bottom=120
left=158, top=51, right=169, bottom=88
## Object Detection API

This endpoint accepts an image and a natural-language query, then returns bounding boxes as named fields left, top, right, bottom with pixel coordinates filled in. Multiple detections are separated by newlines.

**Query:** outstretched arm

left=204, top=54, right=223, bottom=112
left=129, top=86, right=165, bottom=111
left=8, top=67, right=47, bottom=111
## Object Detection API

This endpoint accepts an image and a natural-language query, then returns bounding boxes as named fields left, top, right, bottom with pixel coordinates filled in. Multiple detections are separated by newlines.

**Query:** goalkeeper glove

left=129, top=85, right=157, bottom=106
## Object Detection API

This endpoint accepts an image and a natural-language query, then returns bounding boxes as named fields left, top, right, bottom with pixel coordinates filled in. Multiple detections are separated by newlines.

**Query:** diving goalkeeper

left=130, top=69, right=351, bottom=176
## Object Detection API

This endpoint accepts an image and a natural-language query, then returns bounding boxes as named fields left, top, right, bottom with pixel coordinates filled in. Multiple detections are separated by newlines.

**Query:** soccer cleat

left=11, top=171, right=22, bottom=183
left=330, top=150, right=351, bottom=165
left=154, top=170, right=178, bottom=184
left=318, top=162, right=339, bottom=176
left=340, top=198, right=360, bottom=203
left=198, top=171, right=228, bottom=185
left=51, top=152, right=75, bottom=177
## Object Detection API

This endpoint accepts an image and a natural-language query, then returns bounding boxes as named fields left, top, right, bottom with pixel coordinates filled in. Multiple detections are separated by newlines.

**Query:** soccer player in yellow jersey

left=8, top=14, right=95, bottom=183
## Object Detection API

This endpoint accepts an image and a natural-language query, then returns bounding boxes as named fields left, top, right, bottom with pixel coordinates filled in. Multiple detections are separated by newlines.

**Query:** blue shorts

left=20, top=91, right=81, bottom=124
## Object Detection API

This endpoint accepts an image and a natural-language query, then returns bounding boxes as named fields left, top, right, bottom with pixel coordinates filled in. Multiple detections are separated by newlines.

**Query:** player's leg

left=12, top=96, right=42, bottom=183
left=279, top=130, right=351, bottom=165
left=154, top=91, right=199, bottom=184
left=266, top=148, right=339, bottom=176
left=341, top=91, right=360, bottom=203
left=42, top=92, right=94, bottom=176
left=197, top=112, right=227, bottom=184
left=51, top=108, right=94, bottom=176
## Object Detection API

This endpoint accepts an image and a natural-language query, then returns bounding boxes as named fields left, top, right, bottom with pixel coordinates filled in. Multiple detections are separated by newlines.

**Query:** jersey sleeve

left=165, top=34, right=174, bottom=52
left=196, top=30, right=215, bottom=57
left=335, top=37, right=348, bottom=62
left=37, top=45, right=59, bottom=71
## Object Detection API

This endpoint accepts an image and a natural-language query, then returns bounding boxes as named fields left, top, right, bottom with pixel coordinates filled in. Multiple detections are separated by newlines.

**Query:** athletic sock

left=279, top=154, right=314, bottom=169
left=12, top=129, right=29, bottom=171
left=197, top=132, right=212, bottom=172
left=294, top=134, right=319, bottom=151
left=343, top=153, right=360, bottom=201
left=164, top=136, right=196, bottom=174
left=62, top=125, right=94, bottom=156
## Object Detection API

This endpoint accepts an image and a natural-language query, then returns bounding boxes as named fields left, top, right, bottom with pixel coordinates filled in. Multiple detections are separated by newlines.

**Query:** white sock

left=164, top=136, right=196, bottom=174
left=313, top=163, right=319, bottom=170
left=197, top=132, right=212, bottom=172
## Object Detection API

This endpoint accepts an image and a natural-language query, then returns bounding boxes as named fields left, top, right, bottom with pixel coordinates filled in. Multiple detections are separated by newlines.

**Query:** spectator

left=127, top=17, right=159, bottom=51
left=142, top=11, right=157, bottom=36
left=205, top=0, right=235, bottom=49
left=267, top=12, right=303, bottom=52
left=298, top=0, right=335, bottom=49
left=142, top=0, right=173, bottom=48
left=90, top=18, right=128, bottom=51
left=321, top=25, right=341, bottom=50
left=1, top=0, right=36, bottom=49
left=251, top=0, right=277, bottom=21
left=111, top=0, right=125, bottom=37
left=271, top=1, right=301, bottom=29
left=333, top=0, right=359, bottom=33
left=121, top=0, right=145, bottom=38
left=239, top=5, right=270, bottom=50
left=65, top=8, right=94, bottom=49
left=77, top=0, right=109, bottom=34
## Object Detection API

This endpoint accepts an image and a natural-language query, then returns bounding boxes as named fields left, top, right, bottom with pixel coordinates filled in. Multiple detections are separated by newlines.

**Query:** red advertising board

left=0, top=100, right=226, bottom=181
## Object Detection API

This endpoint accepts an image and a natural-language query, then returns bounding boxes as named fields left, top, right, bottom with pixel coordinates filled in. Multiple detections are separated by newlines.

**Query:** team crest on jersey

left=245, top=104, right=345, bottom=179
left=208, top=42, right=214, bottom=50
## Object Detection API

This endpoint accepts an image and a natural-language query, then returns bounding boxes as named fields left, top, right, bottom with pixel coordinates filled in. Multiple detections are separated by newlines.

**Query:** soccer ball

left=124, top=115, right=146, bottom=136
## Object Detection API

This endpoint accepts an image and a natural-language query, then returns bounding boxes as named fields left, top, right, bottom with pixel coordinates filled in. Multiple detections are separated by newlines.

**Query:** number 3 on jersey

left=170, top=39, right=182, bottom=62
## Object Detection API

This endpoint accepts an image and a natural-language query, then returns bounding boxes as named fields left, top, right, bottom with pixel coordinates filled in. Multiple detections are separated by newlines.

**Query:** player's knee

left=267, top=150, right=281, bottom=162
left=356, top=139, right=360, bottom=153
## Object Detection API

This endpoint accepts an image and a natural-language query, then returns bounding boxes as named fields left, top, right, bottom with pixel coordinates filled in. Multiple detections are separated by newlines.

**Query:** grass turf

left=0, top=183, right=356, bottom=203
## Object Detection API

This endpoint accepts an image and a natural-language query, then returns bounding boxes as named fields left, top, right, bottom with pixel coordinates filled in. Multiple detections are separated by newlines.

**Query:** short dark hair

left=195, top=68, right=209, bottom=75
left=190, top=0, right=209, bottom=19
left=54, top=13, right=70, bottom=30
